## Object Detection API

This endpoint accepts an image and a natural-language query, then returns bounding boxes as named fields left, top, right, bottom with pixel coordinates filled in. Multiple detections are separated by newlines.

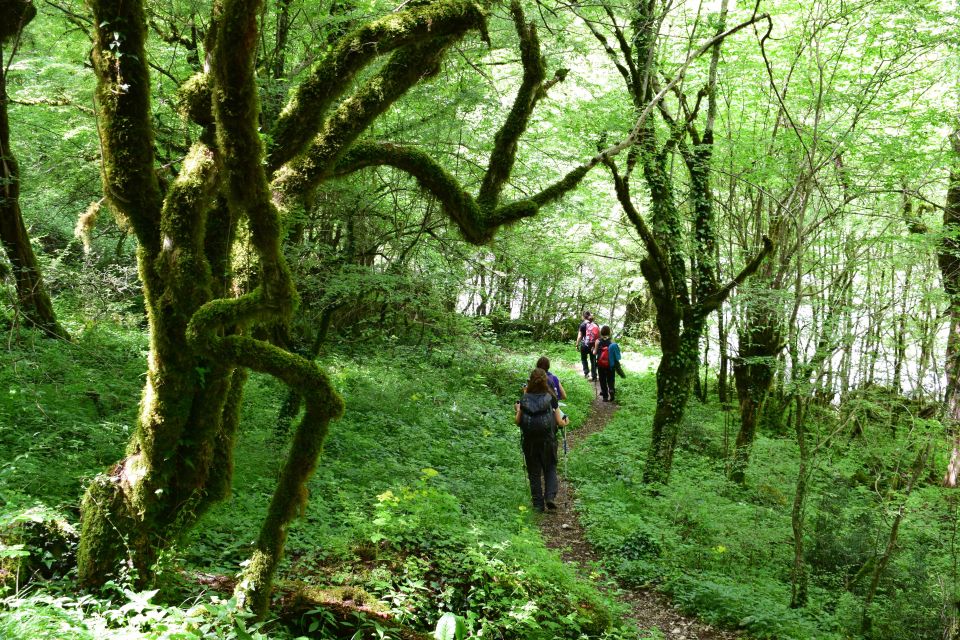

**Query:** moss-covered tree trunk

left=77, top=0, right=596, bottom=616
left=644, top=329, right=700, bottom=483
left=600, top=0, right=771, bottom=484
left=77, top=0, right=241, bottom=578
left=0, top=0, right=68, bottom=339
left=729, top=276, right=782, bottom=485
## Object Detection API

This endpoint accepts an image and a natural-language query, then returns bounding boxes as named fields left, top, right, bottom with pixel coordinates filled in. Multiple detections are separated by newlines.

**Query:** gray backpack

left=519, top=393, right=554, bottom=438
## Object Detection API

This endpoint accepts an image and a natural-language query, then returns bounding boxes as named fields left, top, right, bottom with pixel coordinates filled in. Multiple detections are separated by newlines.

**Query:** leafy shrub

left=0, top=506, right=77, bottom=589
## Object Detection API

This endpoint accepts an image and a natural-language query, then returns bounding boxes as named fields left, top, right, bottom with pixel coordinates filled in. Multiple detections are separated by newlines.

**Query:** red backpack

left=584, top=322, right=599, bottom=348
left=597, top=343, right=610, bottom=368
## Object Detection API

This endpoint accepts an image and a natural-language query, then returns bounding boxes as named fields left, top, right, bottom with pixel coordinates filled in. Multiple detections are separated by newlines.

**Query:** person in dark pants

left=575, top=311, right=599, bottom=380
left=514, top=368, right=569, bottom=512
left=593, top=325, right=622, bottom=402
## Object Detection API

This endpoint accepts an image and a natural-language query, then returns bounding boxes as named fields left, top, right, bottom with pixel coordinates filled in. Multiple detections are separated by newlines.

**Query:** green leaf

left=433, top=612, right=466, bottom=640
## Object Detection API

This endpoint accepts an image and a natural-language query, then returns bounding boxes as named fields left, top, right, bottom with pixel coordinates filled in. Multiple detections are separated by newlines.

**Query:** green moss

left=206, top=367, right=249, bottom=503
left=88, top=0, right=163, bottom=251
left=175, top=73, right=213, bottom=127
left=530, top=164, right=591, bottom=207
left=77, top=473, right=137, bottom=587
left=267, top=0, right=487, bottom=171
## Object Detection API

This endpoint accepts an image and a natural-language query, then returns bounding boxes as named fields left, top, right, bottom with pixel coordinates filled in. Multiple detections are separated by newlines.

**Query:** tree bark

left=940, top=131, right=960, bottom=488
left=599, top=0, right=772, bottom=485
left=0, top=9, right=69, bottom=340
left=77, top=0, right=590, bottom=615
left=729, top=272, right=782, bottom=485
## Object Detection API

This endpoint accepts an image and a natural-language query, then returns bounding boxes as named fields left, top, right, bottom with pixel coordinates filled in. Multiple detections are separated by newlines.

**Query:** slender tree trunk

left=790, top=394, right=810, bottom=608
left=940, top=132, right=960, bottom=488
left=860, top=443, right=931, bottom=632
left=272, top=0, right=292, bottom=79
left=0, top=51, right=68, bottom=339
left=893, top=264, right=911, bottom=394
left=718, top=302, right=729, bottom=404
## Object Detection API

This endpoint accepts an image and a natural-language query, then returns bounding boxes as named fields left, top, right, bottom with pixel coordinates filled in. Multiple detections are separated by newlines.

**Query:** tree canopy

left=1, top=0, right=960, bottom=637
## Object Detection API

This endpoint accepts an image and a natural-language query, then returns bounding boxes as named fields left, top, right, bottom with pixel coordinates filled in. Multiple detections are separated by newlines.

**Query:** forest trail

left=538, top=376, right=739, bottom=640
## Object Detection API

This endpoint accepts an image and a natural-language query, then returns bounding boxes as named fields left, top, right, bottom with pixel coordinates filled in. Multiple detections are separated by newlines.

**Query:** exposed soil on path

left=539, top=377, right=740, bottom=640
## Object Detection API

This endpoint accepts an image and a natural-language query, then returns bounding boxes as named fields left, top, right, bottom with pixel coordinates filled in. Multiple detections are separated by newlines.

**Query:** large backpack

left=597, top=342, right=610, bottom=368
left=583, top=322, right=599, bottom=349
left=519, top=393, right=555, bottom=438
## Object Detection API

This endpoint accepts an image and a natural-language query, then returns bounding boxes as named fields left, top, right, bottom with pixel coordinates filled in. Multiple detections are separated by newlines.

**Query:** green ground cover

left=570, top=352, right=953, bottom=640
left=0, top=322, right=641, bottom=639
left=1, top=323, right=952, bottom=640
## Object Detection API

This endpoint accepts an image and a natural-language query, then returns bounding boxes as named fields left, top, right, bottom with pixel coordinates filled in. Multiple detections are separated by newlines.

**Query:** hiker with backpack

left=593, top=325, right=622, bottom=402
left=514, top=367, right=569, bottom=512
left=575, top=311, right=600, bottom=381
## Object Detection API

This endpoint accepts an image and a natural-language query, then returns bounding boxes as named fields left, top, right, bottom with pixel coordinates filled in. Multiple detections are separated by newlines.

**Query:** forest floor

left=538, top=373, right=740, bottom=640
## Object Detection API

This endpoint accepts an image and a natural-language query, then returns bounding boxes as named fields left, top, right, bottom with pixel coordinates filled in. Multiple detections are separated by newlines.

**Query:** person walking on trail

left=575, top=311, right=600, bottom=381
left=593, top=325, right=622, bottom=402
left=515, top=368, right=569, bottom=512
left=536, top=356, right=566, bottom=401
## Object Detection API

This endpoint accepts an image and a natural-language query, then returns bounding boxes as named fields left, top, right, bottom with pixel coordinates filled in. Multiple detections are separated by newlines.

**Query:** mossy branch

left=267, top=0, right=488, bottom=172
left=186, top=296, right=344, bottom=616
left=603, top=156, right=676, bottom=310
left=273, top=37, right=464, bottom=202
left=335, top=141, right=547, bottom=243
left=205, top=367, right=248, bottom=503
left=88, top=0, right=163, bottom=251
left=699, top=236, right=774, bottom=314
left=204, top=0, right=344, bottom=616
left=334, top=141, right=488, bottom=242
left=476, top=0, right=548, bottom=209
left=528, top=163, right=591, bottom=208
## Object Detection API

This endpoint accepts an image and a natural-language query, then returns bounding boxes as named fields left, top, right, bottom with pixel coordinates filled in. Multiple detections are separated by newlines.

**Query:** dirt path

left=539, top=380, right=739, bottom=640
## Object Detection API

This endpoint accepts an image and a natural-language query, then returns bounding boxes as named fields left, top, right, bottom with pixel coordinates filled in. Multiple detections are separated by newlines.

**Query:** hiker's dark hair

left=526, top=367, right=555, bottom=397
left=600, top=325, right=611, bottom=338
left=582, top=311, right=592, bottom=319
left=536, top=356, right=550, bottom=372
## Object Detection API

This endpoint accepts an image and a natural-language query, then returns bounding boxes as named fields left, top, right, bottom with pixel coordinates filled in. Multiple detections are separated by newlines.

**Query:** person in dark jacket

left=593, top=325, right=622, bottom=402
left=575, top=311, right=599, bottom=380
left=514, top=368, right=569, bottom=512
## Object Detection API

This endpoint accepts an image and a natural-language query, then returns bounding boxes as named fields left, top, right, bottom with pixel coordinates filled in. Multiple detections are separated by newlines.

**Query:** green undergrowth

left=0, top=322, right=145, bottom=509
left=569, top=358, right=954, bottom=640
left=0, top=322, right=642, bottom=639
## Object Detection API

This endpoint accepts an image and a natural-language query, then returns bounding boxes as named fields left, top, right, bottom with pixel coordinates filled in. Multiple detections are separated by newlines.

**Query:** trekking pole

left=558, top=402, right=569, bottom=476
left=561, top=423, right=568, bottom=476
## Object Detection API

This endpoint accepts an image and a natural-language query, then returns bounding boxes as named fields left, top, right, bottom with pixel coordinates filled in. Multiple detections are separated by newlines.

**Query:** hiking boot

left=546, top=499, right=557, bottom=510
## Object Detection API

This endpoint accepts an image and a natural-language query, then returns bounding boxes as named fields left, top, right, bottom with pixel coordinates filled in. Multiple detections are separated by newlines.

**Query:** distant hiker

left=593, top=325, right=622, bottom=402
left=575, top=311, right=599, bottom=381
left=536, top=356, right=566, bottom=401
left=515, top=367, right=569, bottom=512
